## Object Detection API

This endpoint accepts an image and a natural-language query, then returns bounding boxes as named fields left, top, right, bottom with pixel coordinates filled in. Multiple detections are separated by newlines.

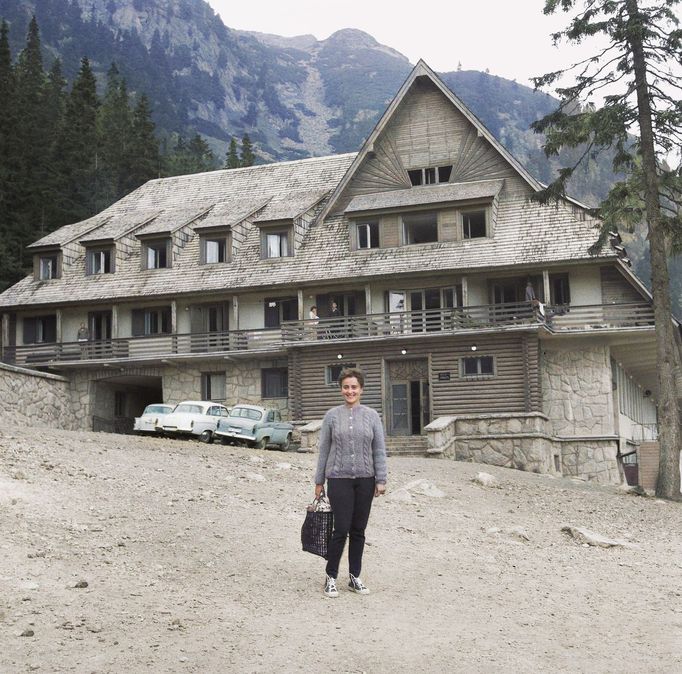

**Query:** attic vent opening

left=408, top=165, right=453, bottom=186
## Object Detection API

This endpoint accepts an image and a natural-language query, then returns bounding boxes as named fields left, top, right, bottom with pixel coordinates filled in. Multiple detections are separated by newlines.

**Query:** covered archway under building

left=91, top=374, right=163, bottom=433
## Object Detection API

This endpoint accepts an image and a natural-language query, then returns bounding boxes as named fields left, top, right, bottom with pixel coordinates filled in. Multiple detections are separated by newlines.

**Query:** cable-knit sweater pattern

left=314, top=404, right=387, bottom=485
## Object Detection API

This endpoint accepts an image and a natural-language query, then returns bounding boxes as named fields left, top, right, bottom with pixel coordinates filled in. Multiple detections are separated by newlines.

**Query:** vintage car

left=214, top=404, right=294, bottom=450
left=133, top=403, right=174, bottom=434
left=161, top=401, right=230, bottom=443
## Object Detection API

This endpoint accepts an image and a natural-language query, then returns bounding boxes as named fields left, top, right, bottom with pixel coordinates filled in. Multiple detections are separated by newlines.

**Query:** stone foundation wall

left=560, top=440, right=622, bottom=484
left=542, top=344, right=614, bottom=436
left=0, top=362, right=76, bottom=430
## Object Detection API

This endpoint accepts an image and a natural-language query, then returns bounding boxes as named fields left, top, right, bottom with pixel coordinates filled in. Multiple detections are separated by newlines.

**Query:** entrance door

left=387, top=359, right=430, bottom=436
left=190, top=302, right=229, bottom=351
left=88, top=311, right=113, bottom=357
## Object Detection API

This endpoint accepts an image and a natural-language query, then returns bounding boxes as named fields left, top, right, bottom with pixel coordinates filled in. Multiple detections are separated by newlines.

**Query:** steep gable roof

left=319, top=60, right=543, bottom=222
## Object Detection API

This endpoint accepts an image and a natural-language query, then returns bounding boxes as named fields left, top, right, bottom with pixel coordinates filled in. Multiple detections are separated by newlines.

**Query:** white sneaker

left=324, top=575, right=339, bottom=598
left=348, top=574, right=370, bottom=595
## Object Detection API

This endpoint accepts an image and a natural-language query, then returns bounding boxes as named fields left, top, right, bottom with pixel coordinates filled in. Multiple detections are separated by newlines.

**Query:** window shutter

left=23, top=317, right=36, bottom=344
left=132, top=309, right=145, bottom=336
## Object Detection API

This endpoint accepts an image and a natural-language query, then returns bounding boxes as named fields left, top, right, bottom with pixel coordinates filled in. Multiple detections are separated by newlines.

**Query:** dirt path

left=1, top=427, right=681, bottom=673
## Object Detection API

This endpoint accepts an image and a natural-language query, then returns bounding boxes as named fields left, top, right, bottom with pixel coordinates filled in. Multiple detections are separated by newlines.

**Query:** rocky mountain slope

left=0, top=0, right=613, bottom=204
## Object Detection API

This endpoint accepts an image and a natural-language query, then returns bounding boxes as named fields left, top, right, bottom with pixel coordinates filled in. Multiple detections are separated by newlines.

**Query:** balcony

left=2, top=302, right=655, bottom=367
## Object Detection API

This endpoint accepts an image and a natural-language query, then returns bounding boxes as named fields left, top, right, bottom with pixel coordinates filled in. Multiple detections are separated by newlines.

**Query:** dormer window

left=143, top=239, right=170, bottom=269
left=403, top=211, right=438, bottom=245
left=357, top=221, right=380, bottom=249
left=37, top=253, right=60, bottom=280
left=86, top=247, right=114, bottom=275
left=462, top=208, right=488, bottom=239
left=200, top=231, right=230, bottom=264
left=408, top=165, right=453, bottom=186
left=262, top=228, right=291, bottom=259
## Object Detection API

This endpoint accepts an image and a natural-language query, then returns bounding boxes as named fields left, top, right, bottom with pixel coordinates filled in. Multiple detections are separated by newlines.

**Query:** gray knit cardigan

left=314, top=404, right=387, bottom=485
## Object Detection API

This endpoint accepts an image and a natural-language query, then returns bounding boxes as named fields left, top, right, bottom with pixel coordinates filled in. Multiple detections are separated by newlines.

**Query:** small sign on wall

left=437, top=372, right=451, bottom=381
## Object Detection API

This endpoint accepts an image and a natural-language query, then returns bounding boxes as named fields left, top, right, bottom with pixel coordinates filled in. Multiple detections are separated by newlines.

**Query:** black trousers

left=325, top=476, right=375, bottom=579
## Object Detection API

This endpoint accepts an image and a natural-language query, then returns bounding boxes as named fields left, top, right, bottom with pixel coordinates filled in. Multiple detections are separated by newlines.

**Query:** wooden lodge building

left=0, top=62, right=673, bottom=485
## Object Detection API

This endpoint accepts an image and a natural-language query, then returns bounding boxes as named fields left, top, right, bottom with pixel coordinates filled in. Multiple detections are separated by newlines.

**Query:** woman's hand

left=375, top=483, right=386, bottom=497
left=314, top=484, right=324, bottom=499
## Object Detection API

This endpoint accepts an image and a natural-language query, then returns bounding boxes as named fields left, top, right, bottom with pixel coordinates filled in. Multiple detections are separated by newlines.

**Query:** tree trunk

left=626, top=0, right=681, bottom=499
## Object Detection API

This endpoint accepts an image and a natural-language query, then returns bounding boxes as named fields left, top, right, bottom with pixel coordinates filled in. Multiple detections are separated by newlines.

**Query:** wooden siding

left=335, top=78, right=516, bottom=214
left=600, top=266, right=643, bottom=304
left=290, top=332, right=541, bottom=422
left=381, top=214, right=401, bottom=248
left=438, top=208, right=460, bottom=242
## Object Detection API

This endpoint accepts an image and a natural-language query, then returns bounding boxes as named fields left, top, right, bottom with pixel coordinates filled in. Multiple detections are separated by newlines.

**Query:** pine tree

left=225, top=136, right=240, bottom=169
left=97, top=63, right=133, bottom=207
left=0, top=20, right=20, bottom=291
left=187, top=133, right=216, bottom=173
left=12, top=16, right=50, bottom=266
left=240, top=133, right=255, bottom=167
left=532, top=0, right=682, bottom=499
left=53, top=56, right=100, bottom=225
left=129, top=94, right=161, bottom=188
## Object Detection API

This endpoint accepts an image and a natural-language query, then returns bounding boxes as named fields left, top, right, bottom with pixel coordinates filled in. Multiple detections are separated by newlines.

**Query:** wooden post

left=543, top=270, right=551, bottom=304
left=461, top=276, right=469, bottom=306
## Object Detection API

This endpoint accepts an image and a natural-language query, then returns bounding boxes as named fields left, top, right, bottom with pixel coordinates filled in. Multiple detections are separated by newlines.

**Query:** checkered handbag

left=301, top=491, right=333, bottom=559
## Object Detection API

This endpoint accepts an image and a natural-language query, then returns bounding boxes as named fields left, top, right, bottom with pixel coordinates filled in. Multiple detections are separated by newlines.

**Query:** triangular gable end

left=320, top=60, right=543, bottom=219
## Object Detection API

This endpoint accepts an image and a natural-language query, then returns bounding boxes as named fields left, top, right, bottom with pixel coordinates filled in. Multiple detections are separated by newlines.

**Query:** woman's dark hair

left=338, top=367, right=364, bottom=388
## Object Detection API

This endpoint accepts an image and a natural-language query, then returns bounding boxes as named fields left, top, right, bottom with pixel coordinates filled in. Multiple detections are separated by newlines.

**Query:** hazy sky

left=204, top=0, right=591, bottom=87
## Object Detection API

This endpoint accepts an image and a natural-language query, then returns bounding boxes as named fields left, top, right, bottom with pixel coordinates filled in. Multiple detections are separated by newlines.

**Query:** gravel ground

left=1, top=426, right=681, bottom=673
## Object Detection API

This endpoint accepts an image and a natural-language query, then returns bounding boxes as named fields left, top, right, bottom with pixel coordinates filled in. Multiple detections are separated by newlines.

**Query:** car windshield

left=229, top=407, right=263, bottom=421
left=174, top=404, right=204, bottom=415
left=144, top=405, right=173, bottom=415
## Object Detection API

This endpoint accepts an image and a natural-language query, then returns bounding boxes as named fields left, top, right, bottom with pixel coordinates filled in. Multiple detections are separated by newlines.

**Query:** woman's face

left=340, top=376, right=363, bottom=406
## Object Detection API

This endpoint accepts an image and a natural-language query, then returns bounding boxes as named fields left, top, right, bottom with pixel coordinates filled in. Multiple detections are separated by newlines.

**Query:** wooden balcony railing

left=2, top=302, right=655, bottom=367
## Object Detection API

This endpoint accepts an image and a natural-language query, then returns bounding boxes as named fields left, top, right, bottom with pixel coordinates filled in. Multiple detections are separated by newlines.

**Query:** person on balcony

left=314, top=367, right=387, bottom=598
left=308, top=305, right=319, bottom=339
left=77, top=322, right=90, bottom=358
left=525, top=280, right=546, bottom=322
left=328, top=300, right=342, bottom=338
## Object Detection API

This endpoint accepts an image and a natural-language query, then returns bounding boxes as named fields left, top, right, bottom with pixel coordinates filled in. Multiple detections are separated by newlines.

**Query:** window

left=403, top=212, right=438, bottom=245
left=462, top=209, right=487, bottom=239
left=460, top=355, right=495, bottom=378
left=262, top=367, right=288, bottom=398
left=550, top=274, right=571, bottom=305
left=264, top=297, right=298, bottom=328
left=326, top=362, right=357, bottom=386
left=201, top=233, right=230, bottom=264
left=23, top=315, right=57, bottom=344
left=38, top=254, right=60, bottom=280
left=86, top=248, right=114, bottom=275
left=408, top=165, right=453, bottom=186
left=262, top=230, right=291, bottom=258
left=202, top=372, right=226, bottom=401
left=131, top=307, right=172, bottom=336
left=143, top=240, right=169, bottom=269
left=357, top=222, right=380, bottom=249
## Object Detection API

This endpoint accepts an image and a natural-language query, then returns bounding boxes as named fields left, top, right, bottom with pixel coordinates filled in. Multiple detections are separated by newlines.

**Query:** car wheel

left=220, top=436, right=231, bottom=446
left=280, top=434, right=292, bottom=452
left=199, top=430, right=213, bottom=444
left=256, top=436, right=269, bottom=450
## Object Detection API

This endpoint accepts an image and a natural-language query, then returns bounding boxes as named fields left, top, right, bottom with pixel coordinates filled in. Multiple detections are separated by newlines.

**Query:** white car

left=133, top=404, right=174, bottom=434
left=161, top=401, right=231, bottom=443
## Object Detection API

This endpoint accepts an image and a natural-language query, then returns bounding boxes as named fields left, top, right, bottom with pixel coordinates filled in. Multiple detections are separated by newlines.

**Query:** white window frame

left=461, top=207, right=489, bottom=239
left=357, top=222, right=380, bottom=249
left=202, top=372, right=226, bottom=401
left=402, top=211, right=439, bottom=245
left=87, top=248, right=113, bottom=275
left=460, top=355, right=495, bottom=378
left=39, top=254, right=59, bottom=280
left=263, top=230, right=291, bottom=259
left=144, top=240, right=169, bottom=269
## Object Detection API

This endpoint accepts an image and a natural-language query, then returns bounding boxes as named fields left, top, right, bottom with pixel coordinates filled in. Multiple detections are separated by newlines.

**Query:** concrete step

left=386, top=435, right=429, bottom=457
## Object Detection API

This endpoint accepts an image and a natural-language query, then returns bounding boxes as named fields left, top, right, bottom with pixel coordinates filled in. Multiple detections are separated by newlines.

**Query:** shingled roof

left=0, top=61, right=619, bottom=311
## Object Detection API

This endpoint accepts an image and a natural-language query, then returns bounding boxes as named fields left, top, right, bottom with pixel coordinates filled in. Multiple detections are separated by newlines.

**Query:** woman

left=314, top=367, right=387, bottom=598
